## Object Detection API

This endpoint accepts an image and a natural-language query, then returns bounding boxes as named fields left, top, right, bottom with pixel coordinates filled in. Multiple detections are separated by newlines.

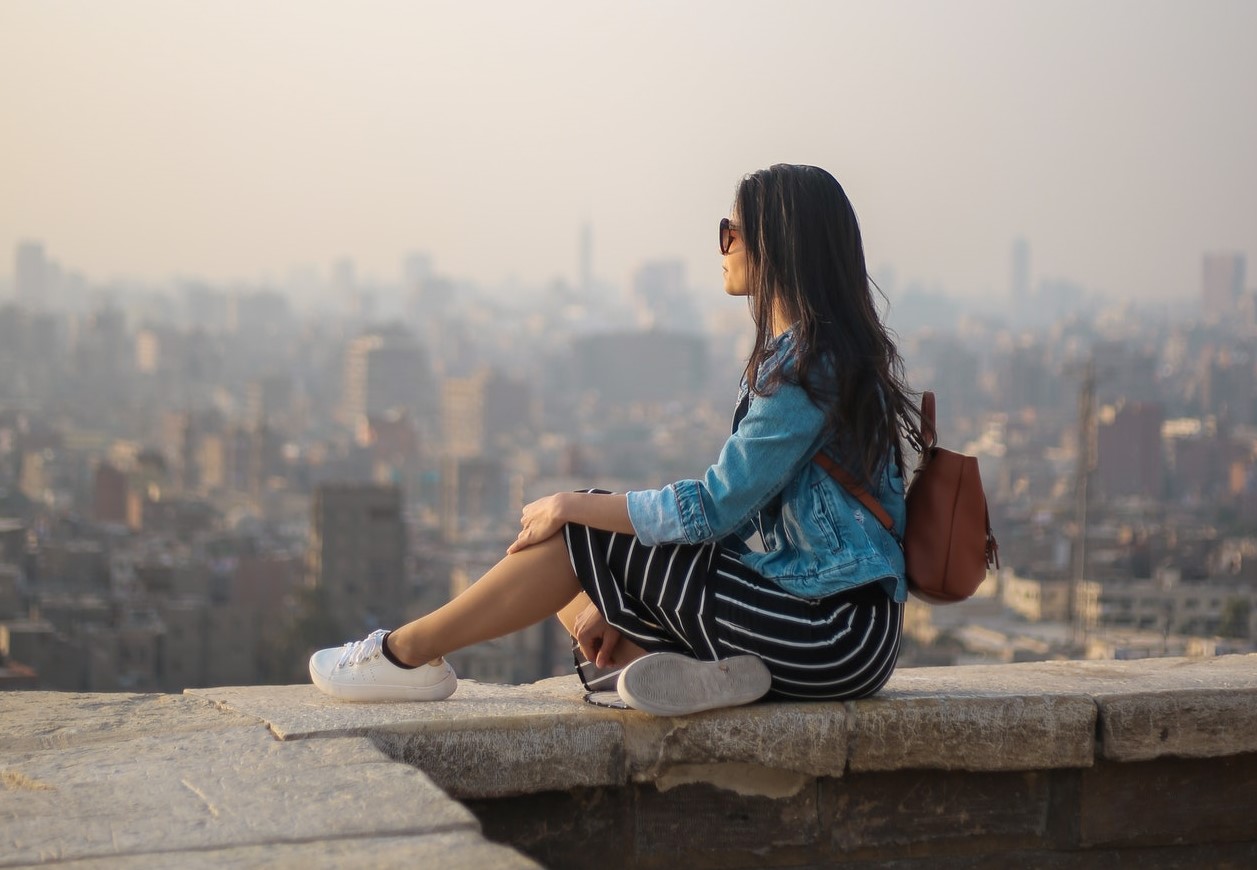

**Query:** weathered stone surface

left=2, top=691, right=262, bottom=751
left=635, top=777, right=820, bottom=861
left=821, top=769, right=1051, bottom=852
left=1078, top=753, right=1257, bottom=849
left=0, top=728, right=477, bottom=866
left=847, top=694, right=1096, bottom=772
left=621, top=702, right=848, bottom=780
left=883, top=654, right=1257, bottom=698
left=189, top=680, right=628, bottom=799
left=372, top=716, right=626, bottom=799
left=41, top=831, right=541, bottom=869
left=467, top=786, right=635, bottom=870
left=883, top=654, right=1257, bottom=765
left=1098, top=688, right=1257, bottom=762
left=187, top=679, right=606, bottom=740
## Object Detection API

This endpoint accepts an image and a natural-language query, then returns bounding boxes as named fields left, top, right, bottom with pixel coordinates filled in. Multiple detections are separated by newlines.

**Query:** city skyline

left=3, top=1, right=1256, bottom=303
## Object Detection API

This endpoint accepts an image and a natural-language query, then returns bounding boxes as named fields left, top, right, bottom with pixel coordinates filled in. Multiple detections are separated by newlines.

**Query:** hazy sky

left=3, top=1, right=1255, bottom=303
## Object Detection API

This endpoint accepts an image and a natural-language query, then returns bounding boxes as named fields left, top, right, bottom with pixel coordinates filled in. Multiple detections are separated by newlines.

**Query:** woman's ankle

left=384, top=629, right=441, bottom=668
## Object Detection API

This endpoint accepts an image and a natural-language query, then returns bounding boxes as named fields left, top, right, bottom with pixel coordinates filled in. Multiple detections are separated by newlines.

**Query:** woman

left=310, top=164, right=921, bottom=715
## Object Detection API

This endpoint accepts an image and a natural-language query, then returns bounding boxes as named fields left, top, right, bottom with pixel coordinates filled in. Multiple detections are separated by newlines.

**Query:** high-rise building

left=309, top=483, right=407, bottom=634
left=578, top=222, right=592, bottom=300
left=15, top=242, right=47, bottom=307
left=342, top=328, right=433, bottom=425
left=1010, top=237, right=1030, bottom=309
left=572, top=330, right=709, bottom=405
left=1202, top=253, right=1246, bottom=323
left=441, top=368, right=534, bottom=460
left=1096, top=402, right=1164, bottom=500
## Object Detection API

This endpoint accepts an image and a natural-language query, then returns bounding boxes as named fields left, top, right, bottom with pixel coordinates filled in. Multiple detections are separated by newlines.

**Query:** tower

left=1010, top=237, right=1030, bottom=316
left=578, top=221, right=592, bottom=300
left=15, top=242, right=47, bottom=307
left=1202, top=253, right=1246, bottom=324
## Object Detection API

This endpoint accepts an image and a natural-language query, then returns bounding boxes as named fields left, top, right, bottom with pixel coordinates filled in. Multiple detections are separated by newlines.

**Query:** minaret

left=578, top=221, right=592, bottom=301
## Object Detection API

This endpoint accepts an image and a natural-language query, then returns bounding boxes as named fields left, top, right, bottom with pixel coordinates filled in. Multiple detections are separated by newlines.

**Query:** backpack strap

left=812, top=452, right=897, bottom=538
left=919, top=390, right=938, bottom=450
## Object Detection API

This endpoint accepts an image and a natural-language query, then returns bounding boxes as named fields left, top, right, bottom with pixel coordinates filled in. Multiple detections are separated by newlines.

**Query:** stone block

left=634, top=778, right=820, bottom=865
left=41, top=831, right=541, bottom=869
left=820, top=769, right=1051, bottom=853
left=467, top=786, right=634, bottom=870
left=621, top=702, right=848, bottom=780
left=847, top=694, right=1095, bottom=772
left=186, top=680, right=605, bottom=740
left=3, top=691, right=262, bottom=751
left=1078, top=753, right=1257, bottom=849
left=0, top=728, right=477, bottom=865
left=372, top=716, right=626, bottom=799
left=1097, top=688, right=1257, bottom=762
left=885, top=654, right=1257, bottom=702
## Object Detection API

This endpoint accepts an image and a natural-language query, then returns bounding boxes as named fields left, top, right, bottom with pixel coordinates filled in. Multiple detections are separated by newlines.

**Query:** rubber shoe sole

left=616, top=652, right=772, bottom=716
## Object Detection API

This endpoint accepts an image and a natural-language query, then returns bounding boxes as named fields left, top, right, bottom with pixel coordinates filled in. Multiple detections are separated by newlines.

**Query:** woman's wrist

left=555, top=491, right=576, bottom=524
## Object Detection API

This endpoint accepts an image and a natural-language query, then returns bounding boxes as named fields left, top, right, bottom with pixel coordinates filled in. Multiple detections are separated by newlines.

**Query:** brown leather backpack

left=814, top=391, right=999, bottom=603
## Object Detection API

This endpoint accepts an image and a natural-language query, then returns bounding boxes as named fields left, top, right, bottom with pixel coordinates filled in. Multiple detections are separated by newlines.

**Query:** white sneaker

left=309, top=629, right=457, bottom=702
left=616, top=651, right=772, bottom=716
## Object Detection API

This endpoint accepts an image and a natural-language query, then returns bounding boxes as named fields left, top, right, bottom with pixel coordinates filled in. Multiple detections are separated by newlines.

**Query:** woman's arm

left=507, top=491, right=634, bottom=554
left=626, top=379, right=829, bottom=546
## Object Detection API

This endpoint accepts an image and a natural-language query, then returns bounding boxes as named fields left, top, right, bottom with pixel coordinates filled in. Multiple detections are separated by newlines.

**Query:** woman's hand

left=573, top=602, right=622, bottom=668
left=507, top=493, right=569, bottom=554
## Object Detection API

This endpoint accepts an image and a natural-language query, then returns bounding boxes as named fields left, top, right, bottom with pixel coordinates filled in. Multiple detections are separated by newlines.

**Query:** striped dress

left=564, top=519, right=904, bottom=702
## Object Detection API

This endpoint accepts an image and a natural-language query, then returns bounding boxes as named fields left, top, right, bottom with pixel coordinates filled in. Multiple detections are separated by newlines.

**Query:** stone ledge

left=6, top=655, right=1257, bottom=868
left=0, top=692, right=538, bottom=869
left=187, top=654, right=1257, bottom=799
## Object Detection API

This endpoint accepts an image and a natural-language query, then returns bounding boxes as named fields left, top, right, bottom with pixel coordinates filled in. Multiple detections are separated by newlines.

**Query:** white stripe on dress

left=714, top=593, right=854, bottom=626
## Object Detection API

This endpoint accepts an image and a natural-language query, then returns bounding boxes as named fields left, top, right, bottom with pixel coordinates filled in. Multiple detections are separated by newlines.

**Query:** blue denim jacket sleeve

left=626, top=380, right=827, bottom=546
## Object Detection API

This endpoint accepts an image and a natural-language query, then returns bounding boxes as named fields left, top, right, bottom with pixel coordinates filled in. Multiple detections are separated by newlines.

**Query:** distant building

left=631, top=259, right=696, bottom=330
left=1010, top=237, right=1030, bottom=319
left=571, top=330, right=708, bottom=405
left=1000, top=571, right=1072, bottom=623
left=342, top=329, right=434, bottom=425
left=1202, top=252, right=1246, bottom=324
left=439, top=455, right=510, bottom=542
left=1091, top=341, right=1158, bottom=405
left=14, top=242, right=46, bottom=307
left=1096, top=402, right=1164, bottom=500
left=1078, top=571, right=1257, bottom=640
left=92, top=462, right=129, bottom=525
left=309, top=483, right=407, bottom=634
left=441, top=368, right=534, bottom=460
left=1199, top=347, right=1257, bottom=425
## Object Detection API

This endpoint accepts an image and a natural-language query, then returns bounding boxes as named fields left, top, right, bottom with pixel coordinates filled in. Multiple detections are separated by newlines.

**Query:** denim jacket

left=626, top=327, right=908, bottom=602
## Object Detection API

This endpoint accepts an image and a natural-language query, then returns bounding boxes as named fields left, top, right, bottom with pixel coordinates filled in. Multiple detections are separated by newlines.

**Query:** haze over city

left=3, top=0, right=1255, bottom=304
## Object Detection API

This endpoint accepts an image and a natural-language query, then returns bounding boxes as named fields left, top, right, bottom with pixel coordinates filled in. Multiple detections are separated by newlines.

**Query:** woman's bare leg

left=556, top=592, right=593, bottom=636
left=387, top=534, right=582, bottom=666
left=556, top=591, right=650, bottom=668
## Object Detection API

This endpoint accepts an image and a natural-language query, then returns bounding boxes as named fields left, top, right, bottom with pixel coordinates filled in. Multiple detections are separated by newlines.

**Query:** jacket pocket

left=810, top=481, right=846, bottom=553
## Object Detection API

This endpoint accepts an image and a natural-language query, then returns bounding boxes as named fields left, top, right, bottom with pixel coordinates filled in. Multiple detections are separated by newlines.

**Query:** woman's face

left=721, top=216, right=749, bottom=297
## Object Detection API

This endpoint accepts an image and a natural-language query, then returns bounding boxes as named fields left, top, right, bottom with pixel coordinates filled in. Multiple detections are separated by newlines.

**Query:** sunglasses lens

left=719, top=218, right=731, bottom=254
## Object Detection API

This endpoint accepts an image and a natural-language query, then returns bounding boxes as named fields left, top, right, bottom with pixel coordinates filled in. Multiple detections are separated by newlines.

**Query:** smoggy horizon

left=3, top=1, right=1255, bottom=303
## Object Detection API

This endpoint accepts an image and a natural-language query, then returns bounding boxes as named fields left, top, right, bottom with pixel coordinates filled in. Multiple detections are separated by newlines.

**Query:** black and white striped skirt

left=562, top=522, right=904, bottom=701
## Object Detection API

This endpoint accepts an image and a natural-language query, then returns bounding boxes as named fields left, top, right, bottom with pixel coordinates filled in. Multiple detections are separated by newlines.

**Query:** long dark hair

left=736, top=164, right=921, bottom=482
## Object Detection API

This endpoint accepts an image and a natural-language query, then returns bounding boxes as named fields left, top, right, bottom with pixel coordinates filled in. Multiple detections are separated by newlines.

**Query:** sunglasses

left=719, top=217, right=741, bottom=255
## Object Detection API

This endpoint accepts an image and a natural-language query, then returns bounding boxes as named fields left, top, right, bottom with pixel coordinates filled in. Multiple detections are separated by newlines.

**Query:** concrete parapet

left=0, top=692, right=537, bottom=868
left=3, top=654, right=1256, bottom=867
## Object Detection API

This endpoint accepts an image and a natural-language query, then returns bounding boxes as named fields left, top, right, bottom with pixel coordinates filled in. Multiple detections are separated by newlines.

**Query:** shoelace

left=336, top=628, right=388, bottom=668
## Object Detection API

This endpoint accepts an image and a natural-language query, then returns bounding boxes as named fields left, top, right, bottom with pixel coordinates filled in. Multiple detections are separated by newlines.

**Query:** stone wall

left=4, top=655, right=1257, bottom=867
